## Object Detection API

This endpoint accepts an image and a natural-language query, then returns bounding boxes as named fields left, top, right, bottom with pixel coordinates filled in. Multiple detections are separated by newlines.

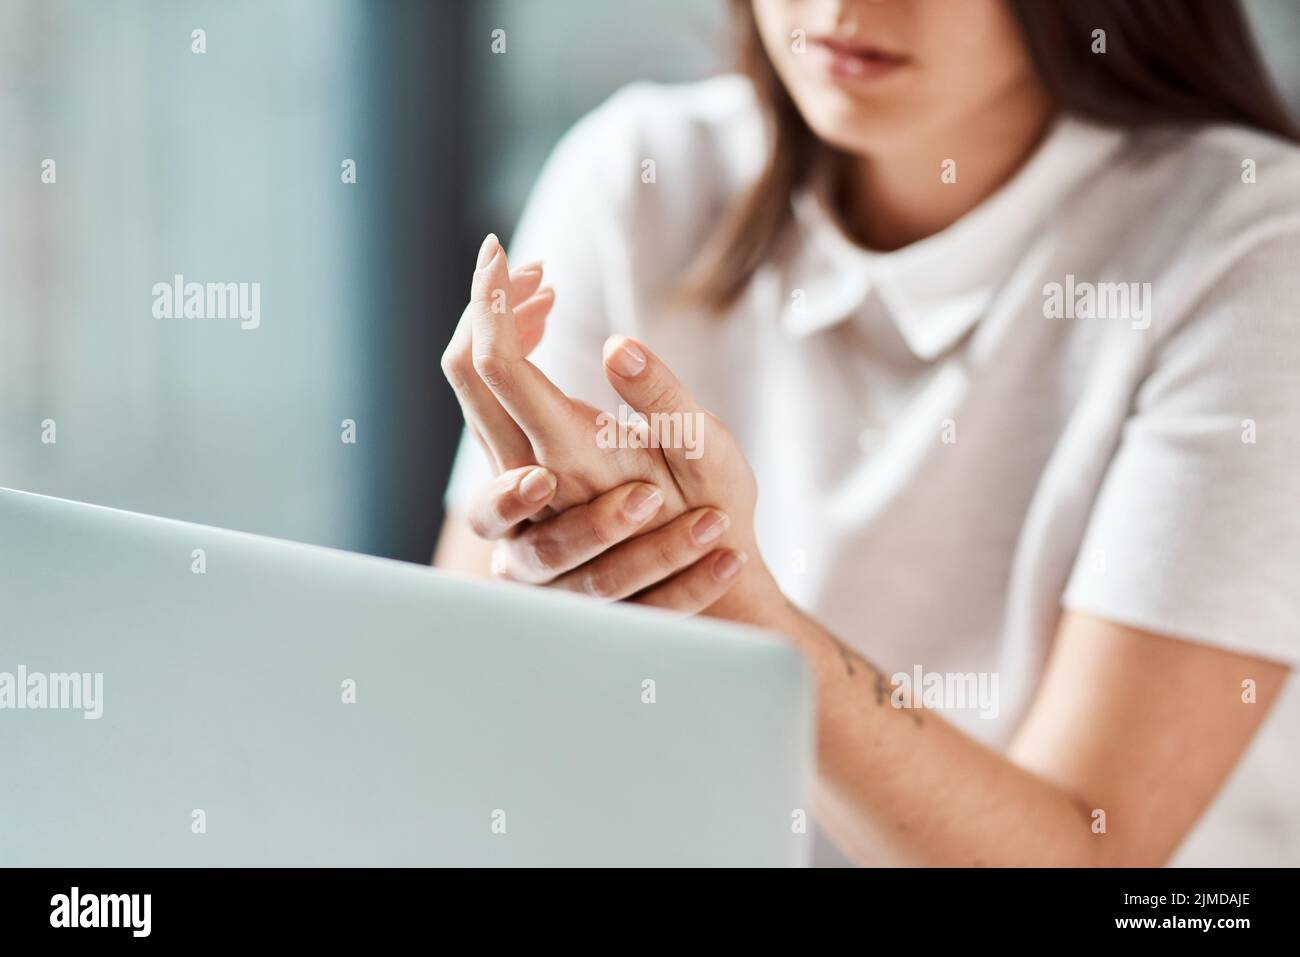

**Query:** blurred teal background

left=1, top=0, right=1296, bottom=561
left=0, top=0, right=722, bottom=560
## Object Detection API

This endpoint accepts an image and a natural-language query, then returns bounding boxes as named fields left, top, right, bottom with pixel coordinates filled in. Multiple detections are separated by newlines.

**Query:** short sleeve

left=1063, top=233, right=1300, bottom=664
left=443, top=89, right=641, bottom=512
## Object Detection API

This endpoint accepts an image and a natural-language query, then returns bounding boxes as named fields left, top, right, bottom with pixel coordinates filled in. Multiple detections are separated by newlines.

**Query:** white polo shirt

left=446, top=76, right=1300, bottom=866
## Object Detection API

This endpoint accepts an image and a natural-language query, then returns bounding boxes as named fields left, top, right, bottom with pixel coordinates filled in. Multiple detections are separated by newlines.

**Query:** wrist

left=707, top=553, right=788, bottom=629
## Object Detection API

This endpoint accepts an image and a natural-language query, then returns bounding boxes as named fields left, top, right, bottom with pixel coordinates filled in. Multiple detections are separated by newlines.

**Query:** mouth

left=806, top=35, right=911, bottom=82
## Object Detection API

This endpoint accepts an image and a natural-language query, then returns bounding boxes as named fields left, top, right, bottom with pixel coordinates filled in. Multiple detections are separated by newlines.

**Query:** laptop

left=0, top=487, right=812, bottom=867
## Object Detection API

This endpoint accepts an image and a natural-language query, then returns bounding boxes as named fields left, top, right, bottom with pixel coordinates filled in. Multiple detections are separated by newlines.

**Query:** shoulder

left=1109, top=126, right=1300, bottom=403
left=1080, top=122, right=1300, bottom=346
left=1119, top=122, right=1300, bottom=263
left=563, top=74, right=765, bottom=175
left=1176, top=122, right=1300, bottom=187
left=538, top=75, right=766, bottom=223
left=526, top=76, right=767, bottom=294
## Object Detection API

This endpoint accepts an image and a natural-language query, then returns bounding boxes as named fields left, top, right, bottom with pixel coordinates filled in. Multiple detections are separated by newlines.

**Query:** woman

left=436, top=0, right=1300, bottom=866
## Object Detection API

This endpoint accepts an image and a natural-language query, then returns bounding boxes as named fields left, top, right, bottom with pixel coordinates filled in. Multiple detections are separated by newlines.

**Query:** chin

left=801, top=103, right=913, bottom=158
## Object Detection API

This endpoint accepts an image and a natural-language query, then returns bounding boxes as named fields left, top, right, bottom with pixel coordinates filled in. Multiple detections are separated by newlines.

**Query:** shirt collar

left=778, top=115, right=1128, bottom=359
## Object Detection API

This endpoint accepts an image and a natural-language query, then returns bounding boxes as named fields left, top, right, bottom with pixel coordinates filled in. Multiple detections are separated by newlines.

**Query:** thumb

left=602, top=335, right=708, bottom=466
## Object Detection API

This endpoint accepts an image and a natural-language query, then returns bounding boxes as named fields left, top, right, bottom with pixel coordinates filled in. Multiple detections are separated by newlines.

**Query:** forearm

left=766, top=599, right=1108, bottom=867
left=433, top=299, right=1278, bottom=866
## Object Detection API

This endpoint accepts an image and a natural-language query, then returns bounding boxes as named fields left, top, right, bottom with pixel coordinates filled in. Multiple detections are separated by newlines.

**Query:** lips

left=807, top=35, right=911, bottom=81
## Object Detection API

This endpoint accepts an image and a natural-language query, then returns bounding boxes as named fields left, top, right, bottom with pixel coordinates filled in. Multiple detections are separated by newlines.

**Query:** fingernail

left=691, top=510, right=729, bottom=545
left=623, top=485, right=663, bottom=522
left=518, top=467, right=555, bottom=503
left=713, top=550, right=748, bottom=581
left=490, top=546, right=509, bottom=577
left=477, top=233, right=499, bottom=269
left=607, top=337, right=647, bottom=378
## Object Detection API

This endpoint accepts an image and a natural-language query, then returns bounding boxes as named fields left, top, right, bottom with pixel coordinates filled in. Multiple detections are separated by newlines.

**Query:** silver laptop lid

left=0, top=487, right=811, bottom=866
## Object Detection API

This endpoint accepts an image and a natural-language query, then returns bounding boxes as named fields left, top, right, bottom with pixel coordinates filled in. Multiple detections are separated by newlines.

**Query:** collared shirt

left=446, top=76, right=1300, bottom=866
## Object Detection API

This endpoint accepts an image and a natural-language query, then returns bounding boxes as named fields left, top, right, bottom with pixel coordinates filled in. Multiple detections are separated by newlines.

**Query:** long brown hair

left=688, top=0, right=1300, bottom=309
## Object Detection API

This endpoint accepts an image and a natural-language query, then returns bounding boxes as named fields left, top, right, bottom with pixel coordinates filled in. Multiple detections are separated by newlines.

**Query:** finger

left=548, top=507, right=731, bottom=601
left=513, top=285, right=555, bottom=356
left=470, top=233, right=572, bottom=443
left=635, top=549, right=748, bottom=614
left=601, top=334, right=709, bottom=469
left=509, top=261, right=545, bottom=304
left=494, top=482, right=665, bottom=584
left=443, top=314, right=533, bottom=472
left=464, top=466, right=558, bottom=542
left=447, top=262, right=549, bottom=371
left=441, top=251, right=549, bottom=472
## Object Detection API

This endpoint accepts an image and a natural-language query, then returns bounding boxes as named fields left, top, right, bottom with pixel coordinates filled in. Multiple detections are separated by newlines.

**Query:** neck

left=839, top=83, right=1053, bottom=251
